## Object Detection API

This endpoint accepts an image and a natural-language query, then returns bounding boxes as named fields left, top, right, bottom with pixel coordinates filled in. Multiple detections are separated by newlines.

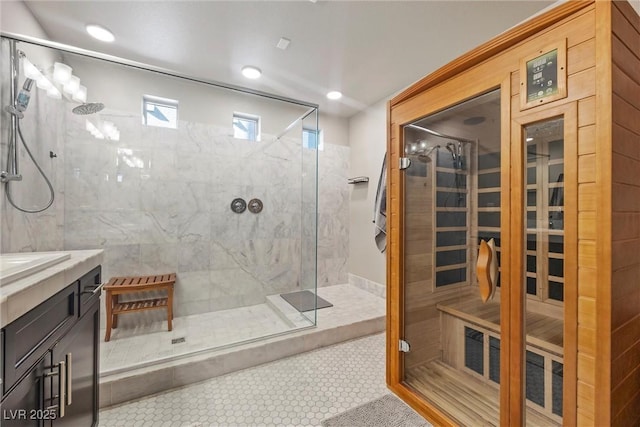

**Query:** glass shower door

left=401, top=89, right=503, bottom=425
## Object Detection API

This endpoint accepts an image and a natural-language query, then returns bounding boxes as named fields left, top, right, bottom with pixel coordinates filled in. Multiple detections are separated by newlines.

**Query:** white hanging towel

left=373, top=153, right=387, bottom=252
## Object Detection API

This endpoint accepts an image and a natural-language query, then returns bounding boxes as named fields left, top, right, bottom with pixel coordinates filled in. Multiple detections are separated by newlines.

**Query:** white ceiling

left=22, top=1, right=555, bottom=118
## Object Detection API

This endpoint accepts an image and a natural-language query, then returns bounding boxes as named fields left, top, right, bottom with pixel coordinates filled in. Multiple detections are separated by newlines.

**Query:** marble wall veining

left=317, top=143, right=349, bottom=287
left=1, top=39, right=350, bottom=326
left=60, top=109, right=348, bottom=321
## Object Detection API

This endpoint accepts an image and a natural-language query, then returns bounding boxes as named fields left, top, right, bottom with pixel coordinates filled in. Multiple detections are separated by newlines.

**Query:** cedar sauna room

left=386, top=1, right=640, bottom=426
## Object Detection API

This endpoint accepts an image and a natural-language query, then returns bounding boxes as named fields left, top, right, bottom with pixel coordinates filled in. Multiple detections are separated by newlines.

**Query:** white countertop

left=0, top=250, right=103, bottom=328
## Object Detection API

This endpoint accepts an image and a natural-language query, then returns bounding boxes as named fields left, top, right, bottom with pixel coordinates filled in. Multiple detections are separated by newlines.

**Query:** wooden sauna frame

left=386, top=1, right=640, bottom=426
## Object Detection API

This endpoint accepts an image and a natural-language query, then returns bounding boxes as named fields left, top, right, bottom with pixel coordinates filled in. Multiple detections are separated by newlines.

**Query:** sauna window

left=142, top=95, right=178, bottom=129
left=233, top=112, right=261, bottom=141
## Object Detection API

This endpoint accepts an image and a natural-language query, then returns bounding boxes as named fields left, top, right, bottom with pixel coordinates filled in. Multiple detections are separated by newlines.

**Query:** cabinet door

left=51, top=301, right=99, bottom=427
left=3, top=284, right=77, bottom=395
left=0, top=352, right=53, bottom=427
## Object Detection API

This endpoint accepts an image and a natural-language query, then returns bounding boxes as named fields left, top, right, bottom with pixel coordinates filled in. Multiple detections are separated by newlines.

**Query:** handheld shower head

left=5, top=78, right=35, bottom=119
left=445, top=142, right=456, bottom=161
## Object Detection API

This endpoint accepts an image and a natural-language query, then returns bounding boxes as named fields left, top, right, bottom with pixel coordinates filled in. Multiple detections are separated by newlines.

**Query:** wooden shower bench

left=104, top=273, right=176, bottom=342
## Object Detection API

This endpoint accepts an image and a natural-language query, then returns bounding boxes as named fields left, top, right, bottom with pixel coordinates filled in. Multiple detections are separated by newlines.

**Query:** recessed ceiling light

left=526, top=137, right=534, bottom=142
left=326, top=91, right=342, bottom=100
left=276, top=37, right=291, bottom=50
left=86, top=24, right=115, bottom=42
left=242, top=66, right=262, bottom=79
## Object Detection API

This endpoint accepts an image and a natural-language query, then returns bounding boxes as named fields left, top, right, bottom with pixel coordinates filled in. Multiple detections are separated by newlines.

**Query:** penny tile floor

left=100, top=333, right=390, bottom=426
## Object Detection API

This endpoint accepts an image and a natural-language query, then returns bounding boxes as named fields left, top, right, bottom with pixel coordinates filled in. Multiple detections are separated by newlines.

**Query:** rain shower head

left=417, top=145, right=440, bottom=163
left=72, top=102, right=104, bottom=115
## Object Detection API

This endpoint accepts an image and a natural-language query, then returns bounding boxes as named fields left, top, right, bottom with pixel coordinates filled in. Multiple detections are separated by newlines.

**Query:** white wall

left=0, top=2, right=47, bottom=39
left=347, top=99, right=387, bottom=286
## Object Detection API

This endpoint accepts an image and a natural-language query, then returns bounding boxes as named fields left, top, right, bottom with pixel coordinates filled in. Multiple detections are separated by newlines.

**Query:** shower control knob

left=231, top=198, right=247, bottom=214
left=248, top=198, right=263, bottom=214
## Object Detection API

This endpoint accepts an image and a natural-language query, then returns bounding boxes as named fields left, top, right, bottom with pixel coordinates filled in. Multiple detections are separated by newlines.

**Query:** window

left=233, top=113, right=260, bottom=141
left=303, top=128, right=323, bottom=150
left=142, top=95, right=178, bottom=129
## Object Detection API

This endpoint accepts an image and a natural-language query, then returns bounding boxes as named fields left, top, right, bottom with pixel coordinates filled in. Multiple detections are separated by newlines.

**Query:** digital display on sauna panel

left=401, top=89, right=503, bottom=426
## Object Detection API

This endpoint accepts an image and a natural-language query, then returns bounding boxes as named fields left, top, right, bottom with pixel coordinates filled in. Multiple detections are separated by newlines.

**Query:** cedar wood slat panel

left=611, top=1, right=640, bottom=425
left=593, top=1, right=613, bottom=425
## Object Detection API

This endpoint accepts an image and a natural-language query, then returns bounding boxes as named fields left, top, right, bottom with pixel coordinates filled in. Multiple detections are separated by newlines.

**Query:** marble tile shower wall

left=317, top=140, right=349, bottom=287
left=0, top=63, right=66, bottom=253
left=62, top=109, right=349, bottom=319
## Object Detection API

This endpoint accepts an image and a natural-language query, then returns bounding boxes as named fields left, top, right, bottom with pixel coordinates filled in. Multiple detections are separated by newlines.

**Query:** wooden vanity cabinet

left=386, top=2, right=640, bottom=426
left=0, top=266, right=101, bottom=427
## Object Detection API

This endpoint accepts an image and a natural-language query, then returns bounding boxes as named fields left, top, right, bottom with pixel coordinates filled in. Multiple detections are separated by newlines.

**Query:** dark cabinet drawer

left=78, top=267, right=101, bottom=317
left=3, top=284, right=77, bottom=395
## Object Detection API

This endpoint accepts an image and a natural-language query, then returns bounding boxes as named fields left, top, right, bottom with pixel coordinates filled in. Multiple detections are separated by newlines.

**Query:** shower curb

left=265, top=293, right=315, bottom=328
left=98, top=314, right=385, bottom=408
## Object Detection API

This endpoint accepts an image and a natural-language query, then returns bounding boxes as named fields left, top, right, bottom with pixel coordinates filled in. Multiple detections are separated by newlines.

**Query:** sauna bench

left=437, top=297, right=563, bottom=356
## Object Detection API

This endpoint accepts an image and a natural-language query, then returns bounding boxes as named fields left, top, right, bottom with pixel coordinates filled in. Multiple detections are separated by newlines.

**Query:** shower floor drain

left=171, top=337, right=186, bottom=344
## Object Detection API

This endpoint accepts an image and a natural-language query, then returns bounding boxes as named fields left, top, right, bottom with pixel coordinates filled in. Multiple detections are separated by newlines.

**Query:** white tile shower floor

left=100, top=284, right=385, bottom=374
left=99, top=333, right=390, bottom=427
left=100, top=303, right=296, bottom=373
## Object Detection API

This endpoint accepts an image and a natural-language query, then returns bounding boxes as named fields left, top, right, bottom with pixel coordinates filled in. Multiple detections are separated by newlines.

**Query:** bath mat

left=280, top=290, right=333, bottom=312
left=321, top=394, right=431, bottom=427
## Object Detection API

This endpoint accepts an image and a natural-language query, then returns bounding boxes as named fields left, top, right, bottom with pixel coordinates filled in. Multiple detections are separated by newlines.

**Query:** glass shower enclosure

left=0, top=35, right=319, bottom=376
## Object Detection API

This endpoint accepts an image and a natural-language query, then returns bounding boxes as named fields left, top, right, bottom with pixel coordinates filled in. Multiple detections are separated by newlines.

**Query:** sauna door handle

left=477, top=238, right=498, bottom=303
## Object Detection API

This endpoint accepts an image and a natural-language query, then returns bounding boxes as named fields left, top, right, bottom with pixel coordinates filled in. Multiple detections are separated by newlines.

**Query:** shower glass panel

left=401, top=89, right=502, bottom=425
left=300, top=110, right=319, bottom=325
left=523, top=118, right=564, bottom=425
left=0, top=37, right=318, bottom=375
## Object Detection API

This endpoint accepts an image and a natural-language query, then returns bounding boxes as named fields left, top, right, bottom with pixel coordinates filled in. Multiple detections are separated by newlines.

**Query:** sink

left=0, top=253, right=71, bottom=286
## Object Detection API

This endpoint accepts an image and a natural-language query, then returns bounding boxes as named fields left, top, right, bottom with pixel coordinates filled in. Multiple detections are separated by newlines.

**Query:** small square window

left=303, top=128, right=323, bottom=151
left=142, top=95, right=178, bottom=129
left=233, top=113, right=260, bottom=141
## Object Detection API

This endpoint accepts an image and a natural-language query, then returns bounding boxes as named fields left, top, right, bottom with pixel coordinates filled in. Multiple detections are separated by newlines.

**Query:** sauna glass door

left=401, top=89, right=503, bottom=425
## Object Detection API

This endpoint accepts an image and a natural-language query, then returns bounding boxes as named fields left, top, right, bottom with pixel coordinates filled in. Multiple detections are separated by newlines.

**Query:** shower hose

left=4, top=115, right=55, bottom=213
